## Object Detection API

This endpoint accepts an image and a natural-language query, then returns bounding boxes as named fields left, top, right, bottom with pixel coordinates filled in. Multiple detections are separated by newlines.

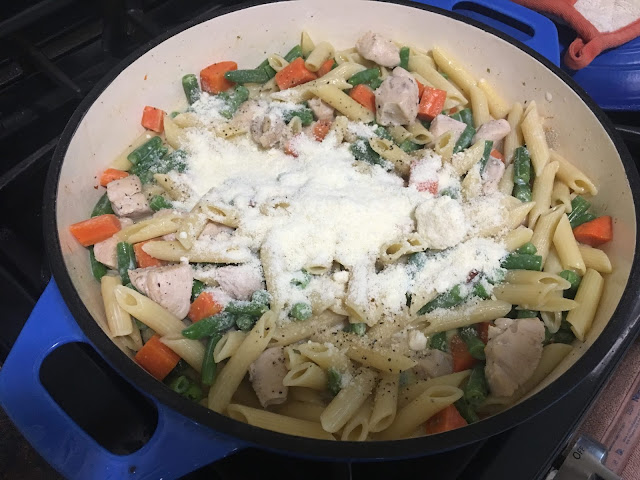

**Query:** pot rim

left=43, top=0, right=640, bottom=459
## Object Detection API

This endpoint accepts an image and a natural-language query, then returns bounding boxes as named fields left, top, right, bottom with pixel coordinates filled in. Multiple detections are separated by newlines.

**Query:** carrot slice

left=200, top=61, right=237, bottom=94
left=449, top=106, right=459, bottom=115
left=476, top=322, right=490, bottom=344
left=418, top=86, right=447, bottom=121
left=69, top=214, right=121, bottom=247
left=141, top=106, right=166, bottom=133
left=99, top=168, right=129, bottom=187
left=450, top=334, right=478, bottom=372
left=416, top=80, right=425, bottom=99
left=416, top=179, right=438, bottom=194
left=490, top=149, right=504, bottom=163
left=312, top=119, right=332, bottom=141
left=424, top=405, right=468, bottom=435
left=188, top=292, right=223, bottom=323
left=135, top=334, right=180, bottom=381
left=275, top=57, right=317, bottom=90
left=133, top=240, right=166, bottom=268
left=349, top=84, right=376, bottom=113
left=573, top=216, right=613, bottom=247
left=317, top=58, right=335, bottom=77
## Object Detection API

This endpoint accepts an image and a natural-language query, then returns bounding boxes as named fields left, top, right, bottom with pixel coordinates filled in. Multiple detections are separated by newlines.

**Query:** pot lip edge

left=42, top=0, right=640, bottom=458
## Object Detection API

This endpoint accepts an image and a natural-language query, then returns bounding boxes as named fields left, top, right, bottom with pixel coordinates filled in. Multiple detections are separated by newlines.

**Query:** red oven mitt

left=513, top=0, right=640, bottom=69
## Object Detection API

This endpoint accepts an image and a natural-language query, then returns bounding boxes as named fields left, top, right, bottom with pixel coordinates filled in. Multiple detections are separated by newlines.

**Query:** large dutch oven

left=1, top=0, right=639, bottom=478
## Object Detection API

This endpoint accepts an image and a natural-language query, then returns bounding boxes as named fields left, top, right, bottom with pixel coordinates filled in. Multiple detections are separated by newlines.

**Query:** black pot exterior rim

left=43, top=0, right=640, bottom=460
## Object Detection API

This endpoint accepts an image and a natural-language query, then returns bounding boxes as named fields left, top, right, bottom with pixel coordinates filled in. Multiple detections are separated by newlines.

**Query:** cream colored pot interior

left=56, top=0, right=635, bottom=401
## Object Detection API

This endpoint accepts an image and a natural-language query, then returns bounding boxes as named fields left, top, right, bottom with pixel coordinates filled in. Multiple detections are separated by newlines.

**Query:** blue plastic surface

left=416, top=0, right=560, bottom=65
left=0, top=281, right=244, bottom=480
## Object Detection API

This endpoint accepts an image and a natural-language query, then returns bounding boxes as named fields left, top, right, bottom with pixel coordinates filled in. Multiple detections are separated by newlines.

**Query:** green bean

left=131, top=148, right=185, bottom=185
left=450, top=108, right=473, bottom=128
left=284, top=45, right=303, bottom=62
left=399, top=46, right=410, bottom=70
left=513, top=146, right=532, bottom=186
left=516, top=242, right=537, bottom=255
left=374, top=126, right=393, bottom=141
left=184, top=383, right=203, bottom=402
left=472, top=282, right=490, bottom=300
left=116, top=242, right=136, bottom=284
left=366, top=77, right=383, bottom=90
left=453, top=124, right=476, bottom=154
left=218, top=86, right=250, bottom=119
left=225, top=68, right=270, bottom=85
left=283, top=107, right=314, bottom=126
left=290, top=302, right=312, bottom=321
left=149, top=195, right=172, bottom=211
left=89, top=247, right=108, bottom=281
left=464, top=364, right=488, bottom=407
left=567, top=196, right=590, bottom=227
left=290, top=270, right=311, bottom=289
left=344, top=322, right=366, bottom=336
left=550, top=329, right=576, bottom=345
left=418, top=284, right=465, bottom=315
left=191, top=280, right=206, bottom=302
left=420, top=119, right=432, bottom=129
left=429, top=331, right=448, bottom=352
left=127, top=136, right=165, bottom=166
left=513, top=183, right=532, bottom=203
left=225, top=300, right=268, bottom=318
left=251, top=290, right=271, bottom=306
left=440, top=187, right=460, bottom=199
left=407, top=251, right=428, bottom=272
left=501, top=253, right=543, bottom=271
left=91, top=193, right=114, bottom=217
left=441, top=72, right=450, bottom=80
left=399, top=139, right=421, bottom=153
left=348, top=68, right=380, bottom=86
left=134, top=318, right=147, bottom=331
left=169, top=111, right=180, bottom=118
left=516, top=309, right=538, bottom=318
left=459, top=327, right=486, bottom=360
left=327, top=367, right=342, bottom=396
left=350, top=138, right=386, bottom=168
left=235, top=314, right=256, bottom=332
left=559, top=270, right=581, bottom=299
left=478, top=140, right=494, bottom=174
left=399, top=370, right=416, bottom=388
left=573, top=212, right=597, bottom=228
left=181, top=312, right=236, bottom=340
left=169, top=375, right=191, bottom=395
left=202, top=334, right=221, bottom=386
left=182, top=74, right=201, bottom=104
left=455, top=398, right=479, bottom=424
left=256, top=58, right=277, bottom=79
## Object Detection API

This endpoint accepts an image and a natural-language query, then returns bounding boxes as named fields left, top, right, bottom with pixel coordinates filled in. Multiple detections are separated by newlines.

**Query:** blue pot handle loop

left=0, top=280, right=243, bottom=480
left=414, top=0, right=560, bottom=65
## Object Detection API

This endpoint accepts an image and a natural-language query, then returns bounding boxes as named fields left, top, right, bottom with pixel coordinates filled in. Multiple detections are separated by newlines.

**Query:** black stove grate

left=1, top=1, right=639, bottom=479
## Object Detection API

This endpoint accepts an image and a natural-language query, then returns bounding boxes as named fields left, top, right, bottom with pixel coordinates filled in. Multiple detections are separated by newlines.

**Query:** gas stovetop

left=1, top=1, right=639, bottom=479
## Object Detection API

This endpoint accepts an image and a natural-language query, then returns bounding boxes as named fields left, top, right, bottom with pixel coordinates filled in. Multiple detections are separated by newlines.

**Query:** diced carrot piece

left=476, top=322, right=490, bottom=344
left=317, top=58, right=335, bottom=77
left=349, top=84, right=376, bottom=113
left=200, top=61, right=237, bottom=94
left=141, top=106, right=165, bottom=133
left=449, top=106, right=459, bottom=115
left=424, top=405, right=468, bottom=435
left=573, top=216, right=613, bottom=247
left=490, top=149, right=504, bottom=163
left=418, top=86, right=447, bottom=121
left=416, top=180, right=438, bottom=194
left=69, top=214, right=121, bottom=247
left=450, top=334, right=478, bottom=372
left=99, top=168, right=129, bottom=187
left=188, top=292, right=223, bottom=323
left=134, top=240, right=166, bottom=268
left=312, top=119, right=332, bottom=141
left=135, top=335, right=180, bottom=381
left=416, top=80, right=425, bottom=99
left=275, top=57, right=317, bottom=90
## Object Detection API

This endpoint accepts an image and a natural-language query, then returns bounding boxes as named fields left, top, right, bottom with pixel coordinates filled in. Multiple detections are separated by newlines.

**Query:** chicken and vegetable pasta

left=69, top=30, right=614, bottom=440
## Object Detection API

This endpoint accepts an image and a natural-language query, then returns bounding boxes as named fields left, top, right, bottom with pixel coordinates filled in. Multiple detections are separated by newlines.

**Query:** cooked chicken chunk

left=482, top=156, right=506, bottom=194
left=485, top=317, right=545, bottom=397
left=249, top=347, right=288, bottom=408
left=355, top=31, right=401, bottom=67
left=231, top=99, right=267, bottom=131
left=213, top=263, right=264, bottom=301
left=429, top=114, right=468, bottom=144
left=375, top=67, right=419, bottom=126
left=106, top=175, right=152, bottom=218
left=93, top=218, right=132, bottom=268
left=198, top=221, right=234, bottom=240
left=128, top=264, right=193, bottom=319
left=251, top=114, right=286, bottom=149
left=307, top=98, right=335, bottom=121
left=472, top=119, right=511, bottom=144
left=413, top=349, right=453, bottom=380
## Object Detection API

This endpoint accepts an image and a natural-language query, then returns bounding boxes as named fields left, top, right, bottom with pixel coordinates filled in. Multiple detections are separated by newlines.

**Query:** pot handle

left=0, top=280, right=244, bottom=480
left=415, top=0, right=560, bottom=65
